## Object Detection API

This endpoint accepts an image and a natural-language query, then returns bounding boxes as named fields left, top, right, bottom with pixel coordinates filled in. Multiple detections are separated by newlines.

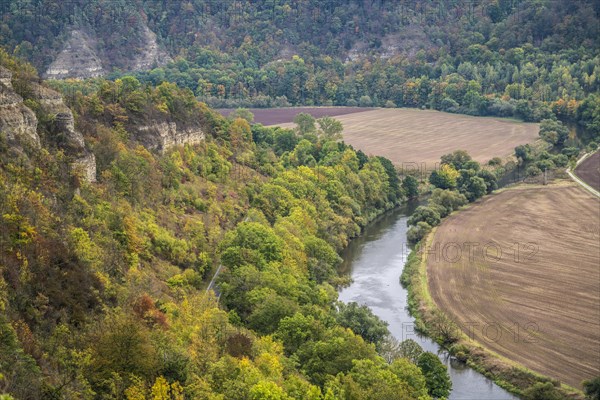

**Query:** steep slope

left=0, top=63, right=96, bottom=181
left=0, top=66, right=39, bottom=148
left=44, top=30, right=105, bottom=80
left=1, top=52, right=438, bottom=400
left=1, top=0, right=598, bottom=78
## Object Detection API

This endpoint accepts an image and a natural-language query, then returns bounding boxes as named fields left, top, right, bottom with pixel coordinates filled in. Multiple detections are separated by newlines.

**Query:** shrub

left=407, top=221, right=432, bottom=244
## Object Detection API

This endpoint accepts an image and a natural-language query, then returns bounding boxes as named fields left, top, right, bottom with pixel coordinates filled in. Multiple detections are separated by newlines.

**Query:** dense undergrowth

left=0, top=50, right=459, bottom=400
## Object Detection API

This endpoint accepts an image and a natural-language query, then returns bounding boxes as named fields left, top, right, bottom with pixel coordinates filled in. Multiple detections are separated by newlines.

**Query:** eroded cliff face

left=44, top=22, right=171, bottom=80
left=134, top=121, right=205, bottom=153
left=0, top=66, right=40, bottom=148
left=0, top=66, right=96, bottom=182
left=129, top=24, right=172, bottom=71
left=44, top=30, right=104, bottom=80
left=33, top=83, right=97, bottom=182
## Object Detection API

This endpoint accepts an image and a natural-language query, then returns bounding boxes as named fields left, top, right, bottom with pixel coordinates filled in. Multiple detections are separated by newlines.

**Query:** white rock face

left=0, top=67, right=41, bottom=148
left=0, top=66, right=12, bottom=87
left=0, top=103, right=40, bottom=148
left=31, top=83, right=96, bottom=181
left=74, top=152, right=97, bottom=183
left=44, top=30, right=105, bottom=80
left=0, top=68, right=96, bottom=182
left=30, top=83, right=86, bottom=150
left=44, top=23, right=171, bottom=79
left=135, top=122, right=205, bottom=153
left=130, top=23, right=172, bottom=71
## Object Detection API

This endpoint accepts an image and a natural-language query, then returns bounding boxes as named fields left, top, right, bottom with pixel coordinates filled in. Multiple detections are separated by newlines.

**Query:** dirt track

left=274, top=108, right=539, bottom=168
left=575, top=151, right=600, bottom=192
left=427, top=183, right=600, bottom=388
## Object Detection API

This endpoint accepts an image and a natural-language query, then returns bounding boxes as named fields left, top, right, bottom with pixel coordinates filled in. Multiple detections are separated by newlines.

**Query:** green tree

left=91, top=316, right=159, bottom=393
left=402, top=176, right=419, bottom=199
left=583, top=377, right=600, bottom=400
left=249, top=381, right=289, bottom=400
left=220, top=222, right=284, bottom=269
left=276, top=313, right=322, bottom=356
left=476, top=170, right=498, bottom=193
left=327, top=359, right=429, bottom=400
left=274, top=129, right=299, bottom=155
left=335, top=302, right=389, bottom=349
left=429, top=189, right=467, bottom=217
left=0, top=317, right=41, bottom=399
left=539, top=119, right=569, bottom=147
left=294, top=113, right=317, bottom=135
left=577, top=95, right=600, bottom=141
left=429, top=164, right=460, bottom=190
left=522, top=382, right=562, bottom=400
left=407, top=222, right=432, bottom=245
left=296, top=327, right=378, bottom=386
left=417, top=352, right=452, bottom=399
left=515, top=144, right=533, bottom=163
left=229, top=108, right=255, bottom=123
left=317, top=116, right=343, bottom=140
left=408, top=206, right=441, bottom=227
left=460, top=176, right=487, bottom=202
left=440, top=150, right=473, bottom=170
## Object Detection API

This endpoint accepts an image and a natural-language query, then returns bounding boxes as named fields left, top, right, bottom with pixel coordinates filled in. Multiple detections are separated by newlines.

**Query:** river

left=338, top=203, right=518, bottom=400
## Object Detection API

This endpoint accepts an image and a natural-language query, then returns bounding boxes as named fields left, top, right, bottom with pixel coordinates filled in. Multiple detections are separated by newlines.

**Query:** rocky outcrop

left=0, top=66, right=12, bottom=86
left=346, top=27, right=433, bottom=61
left=44, top=23, right=171, bottom=79
left=31, top=83, right=85, bottom=150
left=0, top=66, right=40, bottom=148
left=134, top=122, right=205, bottom=153
left=73, top=152, right=97, bottom=183
left=129, top=23, right=172, bottom=71
left=30, top=83, right=96, bottom=182
left=44, top=30, right=104, bottom=80
left=0, top=67, right=96, bottom=182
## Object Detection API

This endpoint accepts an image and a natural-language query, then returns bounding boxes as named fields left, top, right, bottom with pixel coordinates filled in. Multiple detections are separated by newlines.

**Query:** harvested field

left=275, top=108, right=539, bottom=168
left=426, top=183, right=600, bottom=388
left=217, top=107, right=371, bottom=125
left=575, top=151, right=600, bottom=192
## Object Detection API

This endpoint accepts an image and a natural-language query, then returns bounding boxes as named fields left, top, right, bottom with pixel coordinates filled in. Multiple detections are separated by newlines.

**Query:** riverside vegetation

left=0, top=49, right=458, bottom=399
left=1, top=1, right=599, bottom=399
left=401, top=132, right=599, bottom=398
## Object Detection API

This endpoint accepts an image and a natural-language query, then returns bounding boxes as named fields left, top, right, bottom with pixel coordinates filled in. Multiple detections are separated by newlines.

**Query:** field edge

left=400, top=186, right=587, bottom=399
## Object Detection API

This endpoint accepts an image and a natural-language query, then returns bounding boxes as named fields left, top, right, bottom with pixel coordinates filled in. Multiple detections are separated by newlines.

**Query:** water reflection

left=338, top=207, right=517, bottom=400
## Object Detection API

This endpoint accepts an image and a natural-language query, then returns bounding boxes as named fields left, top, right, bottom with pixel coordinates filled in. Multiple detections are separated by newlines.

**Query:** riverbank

left=401, top=183, right=594, bottom=399
left=338, top=207, right=517, bottom=399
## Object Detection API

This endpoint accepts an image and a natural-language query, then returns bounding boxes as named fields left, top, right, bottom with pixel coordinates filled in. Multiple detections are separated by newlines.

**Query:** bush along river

left=338, top=202, right=518, bottom=400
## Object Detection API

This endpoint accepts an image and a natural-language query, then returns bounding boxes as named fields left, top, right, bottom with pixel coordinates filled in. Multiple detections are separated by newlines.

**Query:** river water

left=338, top=203, right=517, bottom=400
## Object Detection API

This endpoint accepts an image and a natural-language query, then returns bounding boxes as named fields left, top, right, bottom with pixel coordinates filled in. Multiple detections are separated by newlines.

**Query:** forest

left=0, top=48, right=458, bottom=399
left=1, top=1, right=599, bottom=399
left=0, top=0, right=599, bottom=130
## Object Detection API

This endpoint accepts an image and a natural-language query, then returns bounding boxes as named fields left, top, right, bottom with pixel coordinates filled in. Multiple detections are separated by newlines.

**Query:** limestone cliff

left=0, top=66, right=96, bottom=182
left=128, top=23, right=173, bottom=71
left=31, top=83, right=97, bottom=182
left=0, top=66, right=40, bottom=148
left=133, top=121, right=205, bottom=153
left=44, top=22, right=170, bottom=80
left=44, top=30, right=104, bottom=80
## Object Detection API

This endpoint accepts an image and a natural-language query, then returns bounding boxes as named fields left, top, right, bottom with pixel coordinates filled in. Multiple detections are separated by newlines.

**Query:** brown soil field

left=427, top=183, right=600, bottom=388
left=275, top=108, right=539, bottom=168
left=217, top=107, right=371, bottom=125
left=575, top=151, right=600, bottom=192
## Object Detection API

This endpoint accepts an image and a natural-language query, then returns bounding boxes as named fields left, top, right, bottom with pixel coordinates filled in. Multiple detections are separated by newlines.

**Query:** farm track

left=574, top=151, right=600, bottom=193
